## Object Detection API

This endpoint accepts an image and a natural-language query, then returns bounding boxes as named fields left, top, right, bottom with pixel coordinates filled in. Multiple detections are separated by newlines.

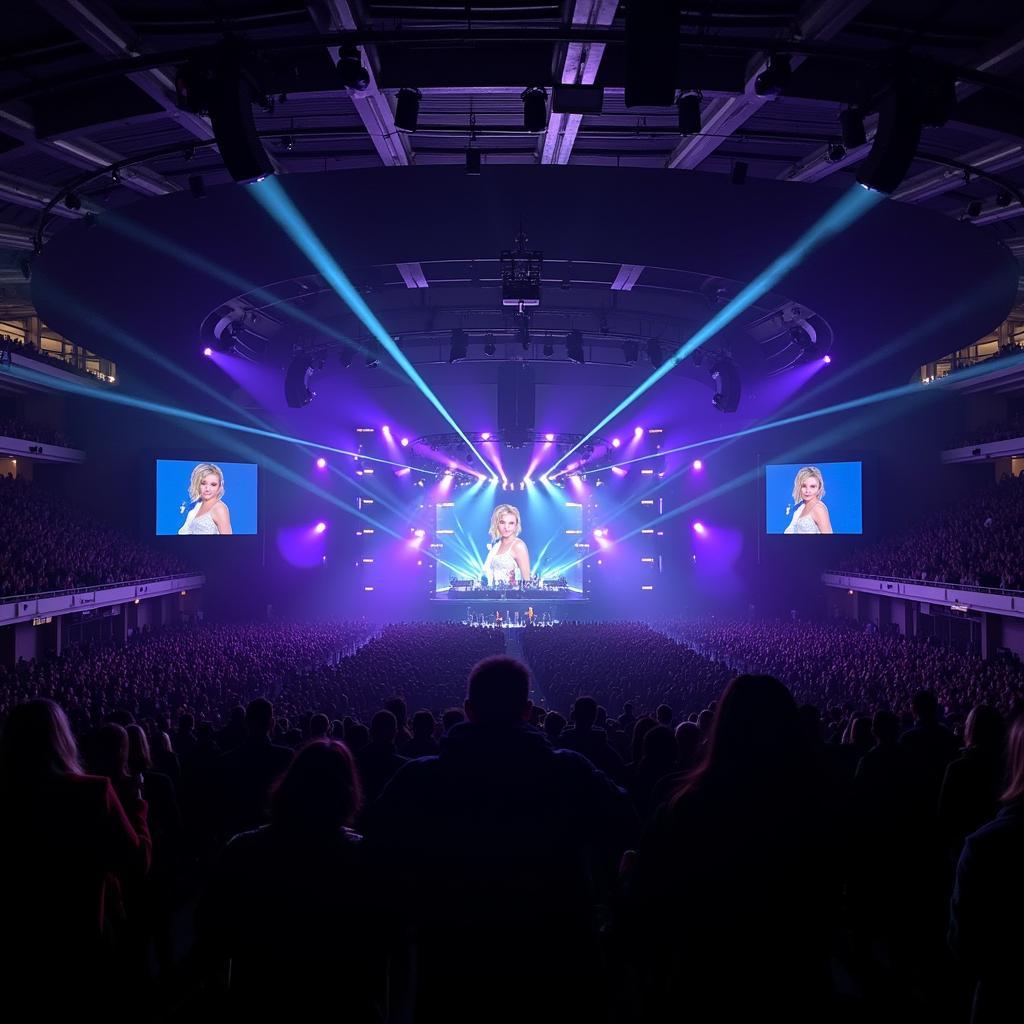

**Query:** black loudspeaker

left=856, top=86, right=923, bottom=194
left=625, top=0, right=679, bottom=107
left=285, top=355, right=314, bottom=408
left=497, top=363, right=535, bottom=436
left=710, top=359, right=741, bottom=413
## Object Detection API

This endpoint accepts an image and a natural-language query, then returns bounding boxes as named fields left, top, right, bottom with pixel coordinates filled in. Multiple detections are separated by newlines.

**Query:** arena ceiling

left=4, top=1, right=1024, bottom=434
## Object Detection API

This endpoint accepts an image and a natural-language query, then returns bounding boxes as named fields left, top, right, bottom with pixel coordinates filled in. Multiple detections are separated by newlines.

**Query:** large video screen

left=432, top=494, right=585, bottom=598
left=155, top=459, right=258, bottom=536
left=764, top=461, right=863, bottom=535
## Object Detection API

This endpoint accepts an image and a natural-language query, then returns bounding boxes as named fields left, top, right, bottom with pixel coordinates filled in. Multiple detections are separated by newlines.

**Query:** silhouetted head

left=1, top=699, right=82, bottom=782
left=674, top=721, right=701, bottom=769
left=309, top=713, right=330, bottom=739
left=656, top=704, right=673, bottom=726
left=370, top=709, right=398, bottom=745
left=465, top=656, right=531, bottom=726
left=178, top=712, right=195, bottom=734
left=270, top=740, right=360, bottom=832
left=573, top=697, right=598, bottom=730
left=411, top=709, right=436, bottom=739
left=1002, top=715, right=1024, bottom=804
left=384, top=697, right=408, bottom=732
left=872, top=710, right=900, bottom=745
left=125, top=724, right=152, bottom=775
left=910, top=690, right=939, bottom=725
left=245, top=699, right=274, bottom=737
left=442, top=708, right=465, bottom=732
left=965, top=705, right=1004, bottom=752
left=345, top=723, right=370, bottom=752
left=544, top=711, right=566, bottom=741
left=849, top=716, right=873, bottom=749
left=88, top=723, right=130, bottom=782
left=677, top=675, right=807, bottom=799
left=631, top=716, right=656, bottom=764
left=642, top=725, right=676, bottom=769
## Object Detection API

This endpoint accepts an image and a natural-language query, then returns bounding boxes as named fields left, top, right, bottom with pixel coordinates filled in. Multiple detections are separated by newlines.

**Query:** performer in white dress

left=178, top=462, right=233, bottom=535
left=482, top=504, right=531, bottom=585
left=783, top=465, right=832, bottom=535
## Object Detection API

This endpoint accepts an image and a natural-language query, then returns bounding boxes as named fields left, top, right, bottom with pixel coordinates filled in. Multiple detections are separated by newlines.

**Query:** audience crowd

left=840, top=471, right=1024, bottom=591
left=1, top=616, right=1023, bottom=1022
left=0, top=476, right=187, bottom=596
left=952, top=411, right=1024, bottom=450
left=0, top=416, right=74, bottom=448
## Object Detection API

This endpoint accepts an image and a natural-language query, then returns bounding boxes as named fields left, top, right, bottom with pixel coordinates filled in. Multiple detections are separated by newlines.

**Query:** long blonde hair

left=791, top=466, right=825, bottom=504
left=189, top=462, right=225, bottom=502
left=488, top=504, right=522, bottom=542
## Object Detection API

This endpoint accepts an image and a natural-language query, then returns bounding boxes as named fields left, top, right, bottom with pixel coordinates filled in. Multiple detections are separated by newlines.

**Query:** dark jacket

left=217, top=736, right=293, bottom=840
left=366, top=721, right=635, bottom=1021
left=950, top=802, right=1024, bottom=1024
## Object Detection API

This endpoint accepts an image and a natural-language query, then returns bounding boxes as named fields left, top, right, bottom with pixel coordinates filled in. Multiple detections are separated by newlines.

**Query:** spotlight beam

left=584, top=350, right=1024, bottom=479
left=547, top=184, right=883, bottom=475
left=1, top=360, right=435, bottom=473
left=250, top=179, right=500, bottom=480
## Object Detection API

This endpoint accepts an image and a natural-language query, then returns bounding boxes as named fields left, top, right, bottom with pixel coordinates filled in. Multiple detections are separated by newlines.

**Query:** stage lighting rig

left=448, top=328, right=468, bottom=364
left=566, top=330, right=586, bottom=365
left=500, top=231, right=543, bottom=310
left=284, top=353, right=316, bottom=408
left=337, top=45, right=370, bottom=92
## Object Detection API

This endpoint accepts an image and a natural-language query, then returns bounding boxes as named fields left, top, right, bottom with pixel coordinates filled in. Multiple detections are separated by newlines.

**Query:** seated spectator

left=356, top=710, right=408, bottom=804
left=400, top=709, right=440, bottom=759
left=561, top=696, right=626, bottom=783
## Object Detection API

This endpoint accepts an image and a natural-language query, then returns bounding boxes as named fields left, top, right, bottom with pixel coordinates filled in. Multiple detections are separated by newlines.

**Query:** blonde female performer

left=783, top=466, right=832, bottom=535
left=482, top=504, right=531, bottom=585
left=178, top=462, right=233, bottom=535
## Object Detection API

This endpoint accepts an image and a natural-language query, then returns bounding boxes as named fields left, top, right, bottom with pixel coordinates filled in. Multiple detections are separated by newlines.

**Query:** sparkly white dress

left=178, top=502, right=224, bottom=535
left=784, top=504, right=824, bottom=535
left=484, top=542, right=520, bottom=585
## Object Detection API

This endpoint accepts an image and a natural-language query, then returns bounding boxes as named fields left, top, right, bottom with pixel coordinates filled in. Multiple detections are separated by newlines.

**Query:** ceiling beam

left=540, top=0, right=618, bottom=166
left=315, top=1, right=411, bottom=167
left=666, top=0, right=870, bottom=171
left=33, top=0, right=214, bottom=141
left=778, top=17, right=1024, bottom=185
left=894, top=141, right=1024, bottom=204
left=0, top=171, right=93, bottom=218
left=0, top=108, right=177, bottom=197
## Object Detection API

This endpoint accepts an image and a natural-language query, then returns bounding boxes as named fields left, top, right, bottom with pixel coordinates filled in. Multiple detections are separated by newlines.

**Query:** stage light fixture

left=314, top=521, right=327, bottom=534
left=284, top=353, right=316, bottom=408
left=337, top=45, right=370, bottom=92
left=693, top=459, right=703, bottom=470
left=856, top=85, right=923, bottom=194
left=634, top=427, right=644, bottom=439
left=316, top=457, right=327, bottom=469
left=754, top=54, right=791, bottom=97
left=394, top=88, right=422, bottom=132
left=522, top=87, right=548, bottom=133
left=965, top=199, right=983, bottom=219
left=612, top=437, right=620, bottom=448
left=646, top=339, right=664, bottom=369
left=400, top=437, right=409, bottom=446
left=823, top=355, right=832, bottom=364
left=826, top=142, right=846, bottom=163
left=481, top=432, right=492, bottom=440
left=623, top=340, right=639, bottom=365
left=790, top=324, right=814, bottom=350
left=677, top=93, right=701, bottom=135
left=543, top=341, right=555, bottom=357
left=839, top=107, right=867, bottom=148
left=567, top=330, right=586, bottom=364
left=484, top=335, right=496, bottom=357
left=203, top=346, right=213, bottom=357
left=693, top=521, right=706, bottom=534
left=449, top=328, right=468, bottom=364
left=545, top=433, right=555, bottom=442
left=64, top=192, right=81, bottom=211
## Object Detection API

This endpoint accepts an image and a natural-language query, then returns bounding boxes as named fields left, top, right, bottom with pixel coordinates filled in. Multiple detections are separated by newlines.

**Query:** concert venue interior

left=2, top=3, right=1024, bottom=1021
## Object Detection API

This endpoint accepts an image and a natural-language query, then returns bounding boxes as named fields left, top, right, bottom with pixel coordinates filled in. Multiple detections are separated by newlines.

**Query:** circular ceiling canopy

left=31, top=165, right=1019, bottom=421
